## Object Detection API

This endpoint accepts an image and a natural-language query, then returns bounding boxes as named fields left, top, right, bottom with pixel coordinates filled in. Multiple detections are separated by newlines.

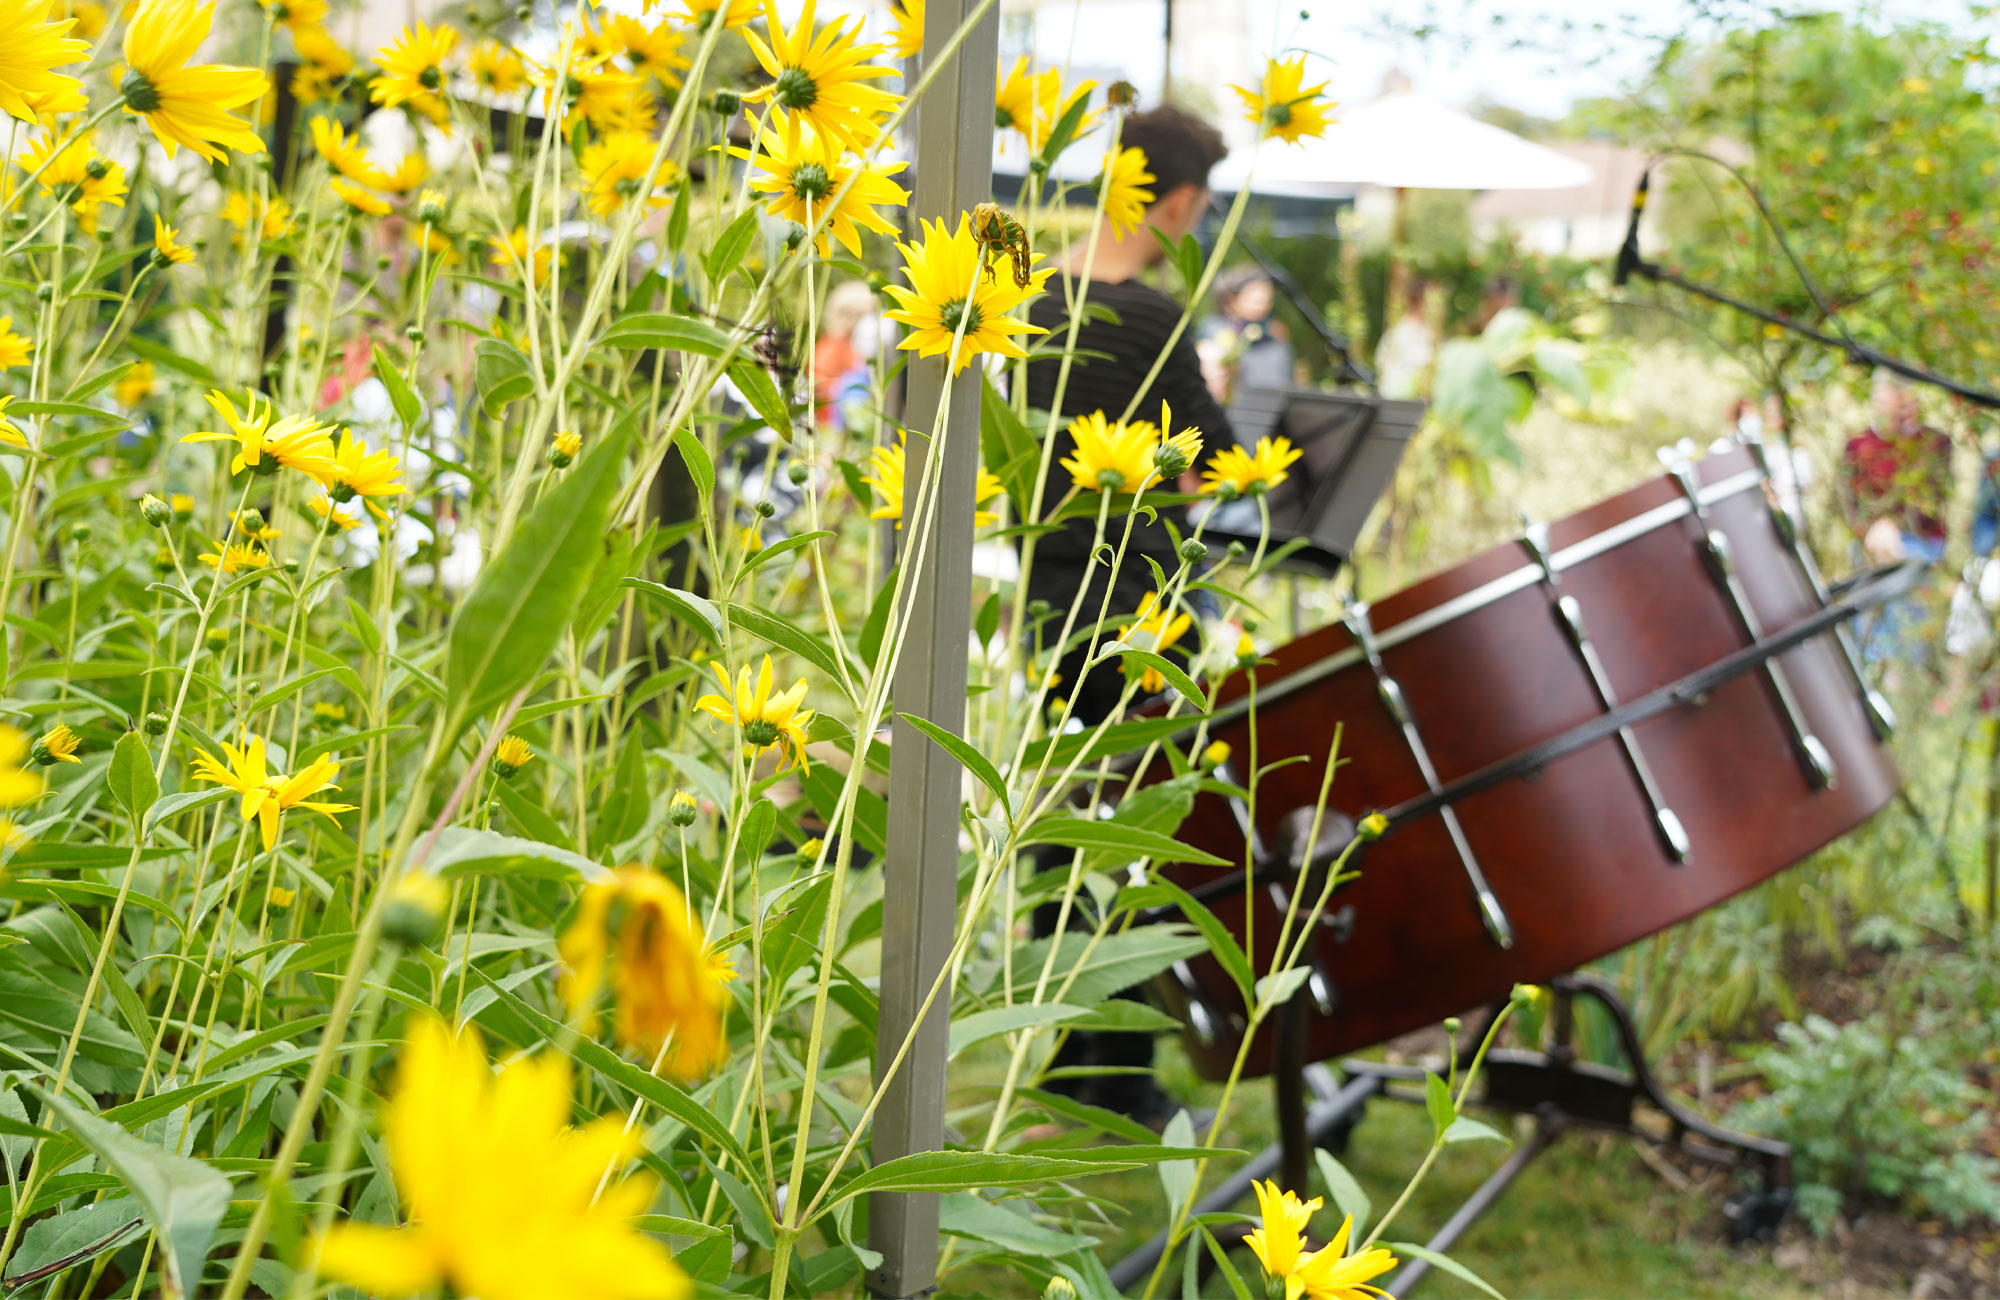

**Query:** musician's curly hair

left=1121, top=104, right=1228, bottom=204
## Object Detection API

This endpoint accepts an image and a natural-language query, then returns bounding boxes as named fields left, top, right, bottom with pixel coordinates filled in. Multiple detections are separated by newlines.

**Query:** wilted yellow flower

left=31, top=724, right=80, bottom=766
left=1099, top=145, right=1155, bottom=237
left=0, top=0, right=90, bottom=127
left=1060, top=410, right=1160, bottom=493
left=466, top=39, right=525, bottom=95
left=492, top=734, right=533, bottom=779
left=0, top=727, right=43, bottom=807
left=579, top=129, right=677, bottom=217
left=189, top=732, right=355, bottom=851
left=183, top=390, right=339, bottom=479
left=560, top=867, right=730, bottom=1079
left=313, top=1017, right=690, bottom=1300
left=371, top=22, right=458, bottom=129
left=120, top=0, right=269, bottom=161
left=1202, top=435, right=1302, bottom=498
left=861, top=430, right=1003, bottom=528
left=1233, top=55, right=1334, bottom=146
left=884, top=213, right=1051, bottom=373
left=695, top=655, right=814, bottom=773
left=739, top=115, right=908, bottom=258
left=331, top=176, right=390, bottom=215
left=1122, top=591, right=1192, bottom=693
left=742, top=0, right=901, bottom=154
left=0, top=317, right=33, bottom=370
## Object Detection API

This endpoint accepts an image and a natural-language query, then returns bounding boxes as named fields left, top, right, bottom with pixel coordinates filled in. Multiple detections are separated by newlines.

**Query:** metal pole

left=866, top=0, right=997, bottom=1294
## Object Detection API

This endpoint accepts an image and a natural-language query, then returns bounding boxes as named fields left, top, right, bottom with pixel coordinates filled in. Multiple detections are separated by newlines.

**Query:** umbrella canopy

left=1210, top=91, right=1594, bottom=196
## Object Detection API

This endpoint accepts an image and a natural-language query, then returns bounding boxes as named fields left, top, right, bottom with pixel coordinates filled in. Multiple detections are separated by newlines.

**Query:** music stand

left=1201, top=387, right=1423, bottom=574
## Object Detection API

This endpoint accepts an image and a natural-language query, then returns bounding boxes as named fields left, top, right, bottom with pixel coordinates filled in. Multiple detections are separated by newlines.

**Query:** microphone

left=1613, top=169, right=1651, bottom=287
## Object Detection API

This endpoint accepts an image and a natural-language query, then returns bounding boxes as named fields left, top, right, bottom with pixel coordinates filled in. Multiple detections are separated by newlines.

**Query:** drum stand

left=1108, top=973, right=1791, bottom=1295
left=1343, top=972, right=1792, bottom=1295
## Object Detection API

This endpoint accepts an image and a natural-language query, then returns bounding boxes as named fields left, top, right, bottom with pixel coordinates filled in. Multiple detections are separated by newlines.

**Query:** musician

left=1020, top=103, right=1232, bottom=1129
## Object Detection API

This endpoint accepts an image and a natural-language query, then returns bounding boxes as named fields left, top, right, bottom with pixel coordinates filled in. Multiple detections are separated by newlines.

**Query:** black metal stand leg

left=1276, top=991, right=1313, bottom=1194
left=1382, top=1111, right=1563, bottom=1298
left=1105, top=1074, right=1383, bottom=1292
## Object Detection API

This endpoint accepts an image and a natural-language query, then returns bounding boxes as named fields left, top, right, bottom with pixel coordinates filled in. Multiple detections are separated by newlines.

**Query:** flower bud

left=405, top=325, right=425, bottom=344
left=1511, top=983, right=1544, bottom=1008
left=710, top=89, right=741, bottom=117
left=140, top=494, right=171, bottom=527
left=796, top=835, right=824, bottom=864
left=143, top=711, right=169, bottom=736
left=1225, top=540, right=1247, bottom=560
left=548, top=430, right=581, bottom=468
left=1200, top=740, right=1230, bottom=771
left=1106, top=80, right=1138, bottom=108
left=492, top=734, right=534, bottom=779
left=668, top=790, right=699, bottom=827
left=205, top=626, right=229, bottom=653
left=1356, top=810, right=1389, bottom=842
left=754, top=498, right=777, bottom=518
left=1027, top=599, right=1051, bottom=619
left=1443, top=1016, right=1462, bottom=1035
left=375, top=254, right=392, bottom=270
left=1235, top=631, right=1258, bottom=669
left=787, top=461, right=809, bottom=486
left=1043, top=1279, right=1077, bottom=1300
left=35, top=283, right=53, bottom=302
left=381, top=871, right=448, bottom=947
left=784, top=226, right=805, bottom=251
left=416, top=190, right=448, bottom=225
left=236, top=507, right=266, bottom=537
left=1179, top=538, right=1207, bottom=563
left=1028, top=156, right=1049, bottom=178
left=67, top=521, right=90, bottom=546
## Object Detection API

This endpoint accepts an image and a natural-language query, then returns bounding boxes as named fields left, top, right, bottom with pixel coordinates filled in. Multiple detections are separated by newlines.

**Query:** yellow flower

left=1233, top=55, right=1334, bottom=146
left=152, top=219, right=194, bottom=265
left=0, top=396, right=26, bottom=449
left=667, top=790, right=699, bottom=827
left=610, top=15, right=688, bottom=89
left=579, top=129, right=676, bottom=218
left=1286, top=1216, right=1397, bottom=1300
left=15, top=131, right=126, bottom=232
left=257, top=0, right=323, bottom=33
left=738, top=525, right=763, bottom=555
left=313, top=1017, right=690, bottom=1300
left=534, top=52, right=650, bottom=135
left=549, top=428, right=582, bottom=465
left=1122, top=591, right=1192, bottom=693
left=183, top=390, right=340, bottom=479
left=198, top=540, right=271, bottom=575
left=290, top=24, right=354, bottom=103
left=189, top=733, right=354, bottom=851
left=59, top=0, right=101, bottom=37
left=888, top=0, right=921, bottom=57
left=466, top=39, right=525, bottom=95
left=884, top=213, right=1052, bottom=373
left=491, top=225, right=554, bottom=286
left=1100, top=144, right=1154, bottom=237
left=994, top=57, right=1096, bottom=152
left=308, top=494, right=359, bottom=530
left=0, top=726, right=44, bottom=807
left=312, top=700, right=348, bottom=725
left=380, top=152, right=426, bottom=193
left=739, top=115, right=907, bottom=258
left=492, top=734, right=533, bottom=778
left=269, top=885, right=296, bottom=907
left=120, top=0, right=268, bottom=161
left=116, top=360, right=157, bottom=408
left=1202, top=434, right=1302, bottom=498
left=695, top=655, right=814, bottom=773
left=0, top=0, right=90, bottom=126
left=1201, top=739, right=1230, bottom=769
left=560, top=868, right=730, bottom=1080
left=672, top=0, right=759, bottom=32
left=743, top=0, right=901, bottom=154
left=1060, top=410, right=1160, bottom=493
left=1245, top=1179, right=1321, bottom=1286
left=319, top=429, right=407, bottom=512
left=861, top=430, right=1003, bottom=528
left=31, top=723, right=80, bottom=766
left=0, top=317, right=29, bottom=370
left=371, top=22, right=458, bottom=129
left=222, top=190, right=294, bottom=241
left=311, top=116, right=389, bottom=188
left=330, top=176, right=390, bottom=215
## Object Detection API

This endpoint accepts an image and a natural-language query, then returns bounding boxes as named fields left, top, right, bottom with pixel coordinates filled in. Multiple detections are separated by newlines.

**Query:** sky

left=1012, top=0, right=1991, bottom=120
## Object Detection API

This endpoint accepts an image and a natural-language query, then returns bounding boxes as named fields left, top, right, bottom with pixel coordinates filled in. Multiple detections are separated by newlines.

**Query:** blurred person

left=813, top=279, right=881, bottom=432
left=1845, top=374, right=1951, bottom=664
left=1197, top=267, right=1294, bottom=400
left=1374, top=276, right=1436, bottom=400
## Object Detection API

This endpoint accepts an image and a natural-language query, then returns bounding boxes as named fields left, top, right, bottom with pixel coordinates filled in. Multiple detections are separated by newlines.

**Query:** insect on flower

left=969, top=202, right=1033, bottom=289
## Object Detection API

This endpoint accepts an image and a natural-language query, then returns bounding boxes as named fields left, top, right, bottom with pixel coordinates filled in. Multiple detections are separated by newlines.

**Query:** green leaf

left=26, top=1086, right=230, bottom=1300
left=443, top=418, right=633, bottom=739
left=947, top=1004, right=1088, bottom=1059
left=738, top=529, right=834, bottom=583
left=2, top=1198, right=145, bottom=1287
left=599, top=313, right=730, bottom=356
left=704, top=209, right=760, bottom=285
left=1039, top=92, right=1095, bottom=168
left=623, top=579, right=723, bottom=647
left=978, top=379, right=1040, bottom=512
left=1424, top=1071, right=1456, bottom=1140
left=125, top=336, right=216, bottom=386
left=727, top=360, right=793, bottom=443
left=1015, top=1086, right=1160, bottom=1146
left=472, top=337, right=536, bottom=417
left=858, top=563, right=899, bottom=665
left=1008, top=927, right=1208, bottom=1005
left=1202, top=1225, right=1255, bottom=1300
left=1385, top=1242, right=1504, bottom=1300
left=899, top=713, right=1010, bottom=823
left=825, top=1151, right=1150, bottom=1209
left=372, top=344, right=424, bottom=432
left=1110, top=648, right=1204, bottom=707
left=725, top=603, right=854, bottom=694
left=1442, top=1115, right=1511, bottom=1146
left=1017, top=714, right=1205, bottom=772
left=1118, top=878, right=1253, bottom=1002
left=105, top=732, right=157, bottom=824
left=673, top=426, right=714, bottom=501
left=1313, top=1148, right=1371, bottom=1239
left=596, top=729, right=650, bottom=848
left=939, top=1193, right=1097, bottom=1255
left=1019, top=815, right=1229, bottom=867
left=425, top=828, right=608, bottom=883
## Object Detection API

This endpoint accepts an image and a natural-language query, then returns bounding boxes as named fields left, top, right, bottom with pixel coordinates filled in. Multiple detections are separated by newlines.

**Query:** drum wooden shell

left=1153, top=448, right=1900, bottom=1079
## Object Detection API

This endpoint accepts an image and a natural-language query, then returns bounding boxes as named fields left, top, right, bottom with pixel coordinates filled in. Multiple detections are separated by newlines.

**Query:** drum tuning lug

left=1801, top=734, right=1838, bottom=790
left=1655, top=808, right=1692, bottom=863
left=1476, top=888, right=1515, bottom=949
left=1864, top=690, right=1896, bottom=738
left=1308, top=965, right=1338, bottom=1017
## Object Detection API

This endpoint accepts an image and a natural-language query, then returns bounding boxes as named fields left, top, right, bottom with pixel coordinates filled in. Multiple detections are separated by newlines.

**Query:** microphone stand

left=1206, top=198, right=1377, bottom=389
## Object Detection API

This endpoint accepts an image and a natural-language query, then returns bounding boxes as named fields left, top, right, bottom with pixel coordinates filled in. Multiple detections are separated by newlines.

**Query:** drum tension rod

left=1736, top=429, right=1897, bottom=741
left=1521, top=522, right=1693, bottom=863
left=1663, top=453, right=1839, bottom=790
left=1340, top=603, right=1516, bottom=949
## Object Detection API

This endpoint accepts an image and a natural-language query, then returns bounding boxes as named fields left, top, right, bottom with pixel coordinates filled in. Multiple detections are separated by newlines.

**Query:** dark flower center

left=789, top=161, right=831, bottom=201
left=120, top=69, right=162, bottom=112
left=419, top=64, right=443, bottom=90
left=773, top=67, right=817, bottom=110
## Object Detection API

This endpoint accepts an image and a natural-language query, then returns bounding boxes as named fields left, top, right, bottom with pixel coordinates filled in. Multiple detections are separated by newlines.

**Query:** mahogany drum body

left=1153, top=448, right=1900, bottom=1079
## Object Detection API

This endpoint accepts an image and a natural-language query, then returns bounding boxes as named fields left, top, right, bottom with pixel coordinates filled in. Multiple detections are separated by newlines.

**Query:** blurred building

left=1469, top=139, right=1658, bottom=259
